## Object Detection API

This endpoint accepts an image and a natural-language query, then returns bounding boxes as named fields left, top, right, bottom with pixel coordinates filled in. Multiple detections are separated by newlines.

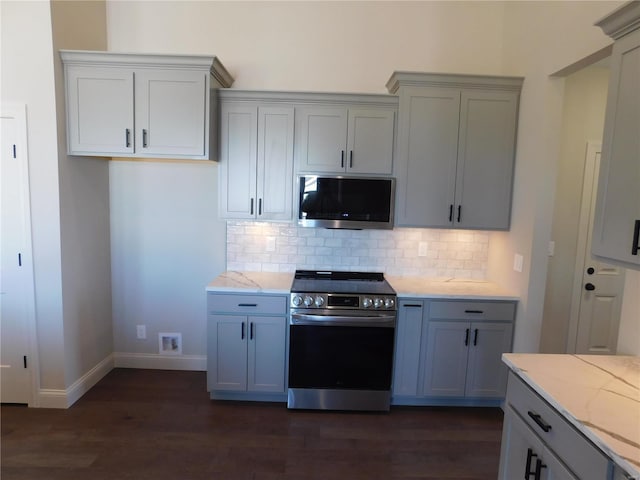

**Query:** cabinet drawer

left=429, top=301, right=515, bottom=321
left=208, top=294, right=287, bottom=315
left=506, top=373, right=610, bottom=480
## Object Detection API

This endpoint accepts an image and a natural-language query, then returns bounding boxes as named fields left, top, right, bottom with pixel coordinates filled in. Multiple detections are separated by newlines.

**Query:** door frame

left=1, top=103, right=39, bottom=406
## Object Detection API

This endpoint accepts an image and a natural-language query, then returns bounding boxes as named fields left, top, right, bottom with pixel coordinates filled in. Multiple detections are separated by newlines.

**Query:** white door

left=1, top=105, right=35, bottom=404
left=569, top=142, right=626, bottom=354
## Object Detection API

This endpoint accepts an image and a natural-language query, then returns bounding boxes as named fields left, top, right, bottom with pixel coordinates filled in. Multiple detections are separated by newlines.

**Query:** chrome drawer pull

left=528, top=411, right=552, bottom=433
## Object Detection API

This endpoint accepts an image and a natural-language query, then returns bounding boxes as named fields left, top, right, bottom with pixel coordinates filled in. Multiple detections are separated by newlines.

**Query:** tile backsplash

left=226, top=221, right=488, bottom=279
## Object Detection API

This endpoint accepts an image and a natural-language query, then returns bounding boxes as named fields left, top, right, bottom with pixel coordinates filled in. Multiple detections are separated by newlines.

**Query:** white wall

left=488, top=0, right=624, bottom=352
left=109, top=160, right=226, bottom=362
left=540, top=66, right=610, bottom=353
left=106, top=0, right=507, bottom=361
left=618, top=270, right=640, bottom=355
left=50, top=0, right=113, bottom=389
left=1, top=0, right=66, bottom=390
left=1, top=0, right=112, bottom=405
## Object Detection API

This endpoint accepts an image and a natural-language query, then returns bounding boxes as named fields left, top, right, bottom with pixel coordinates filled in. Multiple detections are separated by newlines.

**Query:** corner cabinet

left=294, top=96, right=397, bottom=175
left=60, top=50, right=234, bottom=160
left=592, top=3, right=640, bottom=269
left=499, top=373, right=612, bottom=480
left=207, top=293, right=288, bottom=401
left=387, top=72, right=523, bottom=230
left=391, top=298, right=516, bottom=406
left=218, top=91, right=295, bottom=220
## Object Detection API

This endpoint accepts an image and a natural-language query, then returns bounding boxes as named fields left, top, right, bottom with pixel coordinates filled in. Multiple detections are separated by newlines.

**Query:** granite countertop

left=503, top=353, right=640, bottom=478
left=206, top=271, right=519, bottom=300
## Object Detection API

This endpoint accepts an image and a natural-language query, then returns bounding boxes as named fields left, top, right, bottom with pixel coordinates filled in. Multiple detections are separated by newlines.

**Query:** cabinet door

left=499, top=406, right=566, bottom=480
left=592, top=29, right=640, bottom=267
left=257, top=106, right=294, bottom=221
left=135, top=69, right=207, bottom=157
left=295, top=106, right=347, bottom=172
left=455, top=90, right=518, bottom=230
left=247, top=316, right=287, bottom=393
left=499, top=406, right=543, bottom=480
left=346, top=108, right=395, bottom=175
left=65, top=66, right=134, bottom=155
left=421, top=321, right=469, bottom=397
left=392, top=301, right=424, bottom=396
left=207, top=315, right=248, bottom=391
left=465, top=322, right=513, bottom=397
left=219, top=103, right=258, bottom=219
left=395, top=87, right=459, bottom=227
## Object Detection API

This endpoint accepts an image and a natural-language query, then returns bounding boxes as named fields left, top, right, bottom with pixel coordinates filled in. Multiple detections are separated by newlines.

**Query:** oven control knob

left=384, top=298, right=395, bottom=309
left=362, top=297, right=373, bottom=308
left=374, top=298, right=384, bottom=309
left=314, top=296, right=325, bottom=307
left=303, top=295, right=314, bottom=307
left=292, top=295, right=303, bottom=307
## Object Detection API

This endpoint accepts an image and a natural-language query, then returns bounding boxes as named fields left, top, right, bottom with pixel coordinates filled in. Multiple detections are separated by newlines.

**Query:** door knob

left=586, top=267, right=595, bottom=275
left=585, top=283, right=596, bottom=291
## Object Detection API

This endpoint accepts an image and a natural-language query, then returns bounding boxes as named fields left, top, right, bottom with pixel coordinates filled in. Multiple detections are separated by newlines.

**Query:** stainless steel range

left=287, top=270, right=397, bottom=411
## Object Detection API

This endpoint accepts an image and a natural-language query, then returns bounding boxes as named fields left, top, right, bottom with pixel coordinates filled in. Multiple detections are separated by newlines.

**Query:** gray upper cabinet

left=60, top=50, right=233, bottom=160
left=294, top=93, right=397, bottom=175
left=387, top=72, right=523, bottom=230
left=218, top=91, right=295, bottom=221
left=593, top=3, right=640, bottom=269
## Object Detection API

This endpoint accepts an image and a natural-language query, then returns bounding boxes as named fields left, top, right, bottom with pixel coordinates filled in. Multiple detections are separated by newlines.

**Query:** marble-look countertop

left=206, top=271, right=293, bottom=294
left=503, top=353, right=640, bottom=478
left=386, top=275, right=519, bottom=300
left=206, top=271, right=519, bottom=301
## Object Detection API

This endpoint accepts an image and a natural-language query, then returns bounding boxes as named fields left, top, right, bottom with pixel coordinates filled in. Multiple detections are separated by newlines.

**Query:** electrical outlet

left=418, top=242, right=428, bottom=257
left=513, top=253, right=524, bottom=273
left=136, top=325, right=146, bottom=340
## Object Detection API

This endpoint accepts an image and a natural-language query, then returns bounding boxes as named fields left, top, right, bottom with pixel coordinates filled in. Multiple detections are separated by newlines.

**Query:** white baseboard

left=113, top=352, right=206, bottom=371
left=37, top=354, right=114, bottom=409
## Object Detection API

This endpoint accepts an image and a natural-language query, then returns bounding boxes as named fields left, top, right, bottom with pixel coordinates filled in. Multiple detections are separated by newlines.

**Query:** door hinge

left=12, top=144, right=17, bottom=158
left=23, top=356, right=28, bottom=368
left=18, top=253, right=22, bottom=266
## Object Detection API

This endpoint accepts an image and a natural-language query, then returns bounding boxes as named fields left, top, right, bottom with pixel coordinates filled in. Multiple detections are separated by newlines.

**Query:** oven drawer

left=208, top=293, right=287, bottom=315
left=429, top=300, right=515, bottom=321
left=506, top=373, right=610, bottom=480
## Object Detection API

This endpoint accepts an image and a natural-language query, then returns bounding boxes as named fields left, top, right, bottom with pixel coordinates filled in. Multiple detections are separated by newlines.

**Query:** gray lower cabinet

left=592, top=4, right=640, bottom=268
left=207, top=293, right=287, bottom=399
left=499, top=372, right=612, bottom=480
left=391, top=298, right=515, bottom=405
left=392, top=300, right=425, bottom=396
left=387, top=72, right=523, bottom=230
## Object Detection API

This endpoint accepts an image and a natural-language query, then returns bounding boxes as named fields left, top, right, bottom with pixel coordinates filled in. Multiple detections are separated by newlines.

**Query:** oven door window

left=288, top=325, right=394, bottom=390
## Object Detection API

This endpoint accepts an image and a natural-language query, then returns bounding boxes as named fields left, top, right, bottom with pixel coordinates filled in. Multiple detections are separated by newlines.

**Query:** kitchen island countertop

left=503, top=353, right=640, bottom=478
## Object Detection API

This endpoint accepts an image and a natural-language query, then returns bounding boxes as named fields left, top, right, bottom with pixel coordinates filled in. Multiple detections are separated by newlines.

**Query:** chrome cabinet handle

left=142, top=129, right=148, bottom=147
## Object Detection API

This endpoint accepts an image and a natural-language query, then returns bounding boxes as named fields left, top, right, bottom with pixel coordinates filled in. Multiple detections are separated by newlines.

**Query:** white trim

left=0, top=103, right=39, bottom=407
left=566, top=141, right=601, bottom=353
left=37, top=354, right=114, bottom=409
left=113, top=352, right=206, bottom=371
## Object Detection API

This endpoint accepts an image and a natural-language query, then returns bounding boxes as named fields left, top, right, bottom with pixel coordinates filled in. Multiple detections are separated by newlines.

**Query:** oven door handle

left=290, top=313, right=396, bottom=327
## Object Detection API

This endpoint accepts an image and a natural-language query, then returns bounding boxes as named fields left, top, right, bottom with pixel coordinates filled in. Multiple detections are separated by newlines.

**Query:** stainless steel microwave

left=297, top=175, right=395, bottom=229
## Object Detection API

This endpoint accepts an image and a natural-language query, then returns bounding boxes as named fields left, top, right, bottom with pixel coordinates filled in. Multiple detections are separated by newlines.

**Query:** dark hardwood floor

left=1, top=369, right=504, bottom=479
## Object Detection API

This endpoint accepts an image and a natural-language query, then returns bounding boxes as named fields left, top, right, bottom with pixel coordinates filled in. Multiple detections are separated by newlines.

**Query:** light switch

left=418, top=242, right=428, bottom=257
left=266, top=237, right=276, bottom=252
left=513, top=253, right=524, bottom=273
